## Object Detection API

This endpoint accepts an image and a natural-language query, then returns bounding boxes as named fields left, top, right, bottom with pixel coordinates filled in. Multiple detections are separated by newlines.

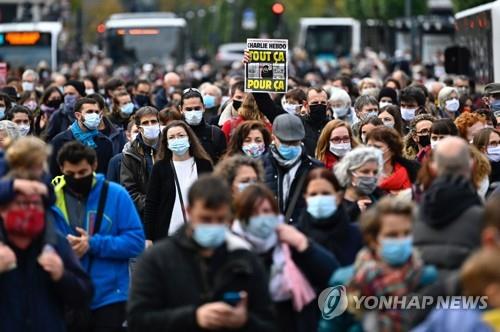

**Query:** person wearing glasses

left=144, top=120, right=213, bottom=242
left=49, top=97, right=113, bottom=176
left=179, top=88, right=227, bottom=163
left=403, top=114, right=436, bottom=162
left=315, top=119, right=359, bottom=170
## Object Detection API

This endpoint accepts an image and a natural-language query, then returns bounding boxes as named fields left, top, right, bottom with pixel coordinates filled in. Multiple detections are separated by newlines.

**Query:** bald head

left=434, top=136, right=471, bottom=177
left=163, top=72, right=181, bottom=89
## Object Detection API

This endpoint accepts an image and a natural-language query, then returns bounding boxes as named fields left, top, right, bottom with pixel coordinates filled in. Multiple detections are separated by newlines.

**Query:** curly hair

left=403, top=114, right=436, bottom=159
left=454, top=112, right=486, bottom=139
left=315, top=119, right=359, bottom=162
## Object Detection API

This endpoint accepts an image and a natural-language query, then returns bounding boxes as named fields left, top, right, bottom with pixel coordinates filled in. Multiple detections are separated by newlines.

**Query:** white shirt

left=169, top=157, right=198, bottom=235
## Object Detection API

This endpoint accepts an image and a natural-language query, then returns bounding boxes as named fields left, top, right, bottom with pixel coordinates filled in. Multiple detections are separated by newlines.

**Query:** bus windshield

left=106, top=26, right=184, bottom=65
left=304, top=25, right=352, bottom=59
left=0, top=31, right=52, bottom=68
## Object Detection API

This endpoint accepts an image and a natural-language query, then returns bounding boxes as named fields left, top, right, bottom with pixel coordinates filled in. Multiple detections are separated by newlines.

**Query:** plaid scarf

left=348, top=247, right=424, bottom=332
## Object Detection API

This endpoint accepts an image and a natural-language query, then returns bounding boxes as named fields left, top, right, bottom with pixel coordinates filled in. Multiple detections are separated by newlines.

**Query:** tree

left=451, top=0, right=494, bottom=12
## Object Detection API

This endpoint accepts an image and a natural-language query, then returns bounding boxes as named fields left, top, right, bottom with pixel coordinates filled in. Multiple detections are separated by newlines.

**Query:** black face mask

left=135, top=95, right=150, bottom=107
left=309, top=104, right=327, bottom=123
left=232, top=100, right=242, bottom=111
left=46, top=99, right=62, bottom=109
left=64, top=173, right=93, bottom=197
left=418, top=135, right=431, bottom=147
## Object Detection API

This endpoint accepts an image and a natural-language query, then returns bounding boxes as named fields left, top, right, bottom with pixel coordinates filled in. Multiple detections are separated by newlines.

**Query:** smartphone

left=222, top=291, right=242, bottom=306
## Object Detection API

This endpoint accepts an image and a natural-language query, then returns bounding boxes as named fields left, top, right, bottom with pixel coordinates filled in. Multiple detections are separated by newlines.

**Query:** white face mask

left=184, top=110, right=204, bottom=126
left=18, top=124, right=30, bottom=136
left=333, top=106, right=349, bottom=118
left=142, top=125, right=160, bottom=140
left=400, top=107, right=417, bottom=121
left=85, top=88, right=95, bottom=95
left=329, top=142, right=351, bottom=157
left=379, top=101, right=392, bottom=109
left=131, top=132, right=138, bottom=142
left=22, top=81, right=34, bottom=92
left=430, top=139, right=439, bottom=150
left=445, top=98, right=460, bottom=112
left=283, top=103, right=299, bottom=114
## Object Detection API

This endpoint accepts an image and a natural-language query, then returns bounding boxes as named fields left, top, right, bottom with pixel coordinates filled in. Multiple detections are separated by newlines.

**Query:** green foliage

left=451, top=0, right=494, bottom=12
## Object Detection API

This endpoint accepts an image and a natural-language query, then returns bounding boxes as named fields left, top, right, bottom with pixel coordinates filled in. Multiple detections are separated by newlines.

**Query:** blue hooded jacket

left=52, top=173, right=145, bottom=309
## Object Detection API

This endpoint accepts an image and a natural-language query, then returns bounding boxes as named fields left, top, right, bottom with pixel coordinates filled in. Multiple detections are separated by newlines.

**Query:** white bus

left=297, top=18, right=361, bottom=65
left=104, top=12, right=188, bottom=68
left=0, top=21, right=62, bottom=69
left=455, top=0, right=500, bottom=84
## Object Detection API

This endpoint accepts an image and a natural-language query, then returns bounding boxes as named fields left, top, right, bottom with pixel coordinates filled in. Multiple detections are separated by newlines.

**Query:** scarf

left=379, top=163, right=411, bottom=192
left=70, top=121, right=98, bottom=148
left=349, top=247, right=424, bottom=332
left=232, top=220, right=316, bottom=311
left=270, top=144, right=302, bottom=170
left=324, top=151, right=339, bottom=170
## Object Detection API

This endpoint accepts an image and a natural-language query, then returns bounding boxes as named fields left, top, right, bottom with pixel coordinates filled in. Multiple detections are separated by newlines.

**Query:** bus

left=0, top=21, right=62, bottom=69
left=296, top=18, right=361, bottom=66
left=455, top=0, right=500, bottom=84
left=104, top=12, right=188, bottom=68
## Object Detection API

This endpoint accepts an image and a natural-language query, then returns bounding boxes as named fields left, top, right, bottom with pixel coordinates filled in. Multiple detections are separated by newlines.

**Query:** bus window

left=106, top=27, right=184, bottom=66
left=0, top=32, right=52, bottom=68
left=305, top=25, right=352, bottom=59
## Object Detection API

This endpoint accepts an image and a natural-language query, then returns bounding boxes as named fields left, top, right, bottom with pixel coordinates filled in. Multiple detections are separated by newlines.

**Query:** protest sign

left=245, top=38, right=288, bottom=93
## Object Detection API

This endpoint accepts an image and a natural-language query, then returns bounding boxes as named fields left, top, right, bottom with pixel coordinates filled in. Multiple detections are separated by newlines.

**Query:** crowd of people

left=0, top=49, right=499, bottom=332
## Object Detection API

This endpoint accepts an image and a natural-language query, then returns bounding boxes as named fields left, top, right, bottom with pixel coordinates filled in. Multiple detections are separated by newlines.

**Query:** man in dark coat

left=127, top=175, right=276, bottom=332
left=262, top=113, right=323, bottom=224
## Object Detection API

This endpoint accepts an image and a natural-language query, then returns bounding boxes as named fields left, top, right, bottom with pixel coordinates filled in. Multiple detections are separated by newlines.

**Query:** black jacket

left=127, top=226, right=276, bottom=332
left=121, top=137, right=158, bottom=219
left=262, top=150, right=323, bottom=224
left=100, top=116, right=127, bottom=155
left=144, top=157, right=213, bottom=241
left=0, top=218, right=93, bottom=332
left=189, top=121, right=227, bottom=164
left=49, top=127, right=114, bottom=177
left=414, top=175, right=483, bottom=276
left=253, top=93, right=327, bottom=157
left=296, top=205, right=363, bottom=267
left=46, top=105, right=75, bottom=142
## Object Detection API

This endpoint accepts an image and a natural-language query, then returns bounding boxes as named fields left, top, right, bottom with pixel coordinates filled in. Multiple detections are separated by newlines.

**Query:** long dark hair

left=225, top=120, right=271, bottom=158
left=160, top=120, right=212, bottom=164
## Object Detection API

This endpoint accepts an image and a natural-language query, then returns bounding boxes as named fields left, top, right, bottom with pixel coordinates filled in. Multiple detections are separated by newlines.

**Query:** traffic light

left=271, top=2, right=285, bottom=37
left=271, top=2, right=285, bottom=16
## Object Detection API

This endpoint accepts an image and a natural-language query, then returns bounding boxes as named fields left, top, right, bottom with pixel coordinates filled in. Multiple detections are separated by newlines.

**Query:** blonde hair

left=6, top=136, right=51, bottom=171
left=470, top=145, right=491, bottom=189
left=238, top=94, right=263, bottom=121
left=461, top=248, right=500, bottom=297
left=315, top=120, right=359, bottom=162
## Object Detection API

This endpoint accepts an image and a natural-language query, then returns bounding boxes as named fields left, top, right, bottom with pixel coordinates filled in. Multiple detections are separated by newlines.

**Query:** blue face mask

left=0, top=107, right=5, bottom=120
left=168, top=137, right=190, bottom=156
left=203, top=95, right=216, bottom=109
left=380, top=236, right=413, bottom=266
left=246, top=214, right=280, bottom=239
left=306, top=195, right=337, bottom=219
left=120, top=102, right=134, bottom=116
left=491, top=100, right=500, bottom=112
left=237, top=181, right=255, bottom=193
left=278, top=144, right=302, bottom=160
left=192, top=224, right=227, bottom=249
left=64, top=94, right=77, bottom=111
left=83, top=113, right=101, bottom=130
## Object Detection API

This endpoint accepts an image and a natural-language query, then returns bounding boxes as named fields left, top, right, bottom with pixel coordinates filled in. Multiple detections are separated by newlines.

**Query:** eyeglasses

left=416, top=128, right=431, bottom=135
left=182, top=88, right=201, bottom=96
left=330, top=136, right=350, bottom=144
